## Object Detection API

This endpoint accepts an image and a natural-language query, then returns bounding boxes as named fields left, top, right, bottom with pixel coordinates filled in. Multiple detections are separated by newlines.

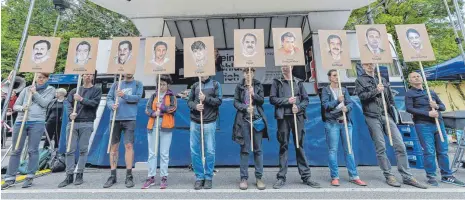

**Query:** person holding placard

left=270, top=65, right=320, bottom=189
left=406, top=72, right=465, bottom=187
left=232, top=68, right=268, bottom=190
left=2, top=73, right=55, bottom=190
left=187, top=76, right=222, bottom=190
left=355, top=63, right=427, bottom=189
left=142, top=74, right=177, bottom=189
left=321, top=69, right=367, bottom=187
left=58, top=73, right=102, bottom=188
left=103, top=74, right=143, bottom=188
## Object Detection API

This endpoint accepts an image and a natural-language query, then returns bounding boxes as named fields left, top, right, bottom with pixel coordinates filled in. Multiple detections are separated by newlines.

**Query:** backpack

left=49, top=153, right=66, bottom=173
left=18, top=148, right=52, bottom=174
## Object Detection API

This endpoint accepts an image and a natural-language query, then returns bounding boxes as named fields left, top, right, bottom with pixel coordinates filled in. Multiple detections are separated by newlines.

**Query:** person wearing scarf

left=2, top=73, right=55, bottom=190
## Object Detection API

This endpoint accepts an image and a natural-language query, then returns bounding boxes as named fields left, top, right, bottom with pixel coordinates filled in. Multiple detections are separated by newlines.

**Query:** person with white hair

left=44, top=87, right=68, bottom=149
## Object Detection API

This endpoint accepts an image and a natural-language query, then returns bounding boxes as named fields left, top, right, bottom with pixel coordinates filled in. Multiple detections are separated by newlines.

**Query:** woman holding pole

left=232, top=68, right=268, bottom=190
left=321, top=69, right=366, bottom=187
left=2, top=73, right=55, bottom=189
left=142, top=74, right=177, bottom=189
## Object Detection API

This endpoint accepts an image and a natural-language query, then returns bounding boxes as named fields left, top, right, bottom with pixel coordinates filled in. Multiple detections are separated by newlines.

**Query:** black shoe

left=22, top=178, right=33, bottom=188
left=58, top=174, right=74, bottom=188
left=204, top=180, right=212, bottom=189
left=303, top=179, right=321, bottom=188
left=1, top=180, right=15, bottom=190
left=273, top=179, right=286, bottom=189
left=194, top=180, right=204, bottom=190
left=125, top=174, right=135, bottom=188
left=103, top=175, right=117, bottom=188
left=427, top=177, right=439, bottom=186
left=74, top=173, right=84, bottom=185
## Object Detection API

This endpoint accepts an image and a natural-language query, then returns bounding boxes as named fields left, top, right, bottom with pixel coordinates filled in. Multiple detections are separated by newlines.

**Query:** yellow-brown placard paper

left=234, top=29, right=265, bottom=68
left=107, top=37, right=141, bottom=74
left=183, top=37, right=216, bottom=78
left=19, top=36, right=61, bottom=73
left=356, top=24, right=393, bottom=64
left=144, top=37, right=176, bottom=74
left=272, top=28, right=305, bottom=66
left=395, top=24, right=436, bottom=62
left=65, top=38, right=99, bottom=74
left=318, top=30, right=352, bottom=70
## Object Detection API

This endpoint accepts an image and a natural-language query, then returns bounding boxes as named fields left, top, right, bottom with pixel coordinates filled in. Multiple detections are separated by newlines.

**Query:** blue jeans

left=325, top=122, right=359, bottom=180
left=415, top=121, right=452, bottom=178
left=147, top=127, right=172, bottom=177
left=190, top=121, right=216, bottom=180
left=5, top=123, right=45, bottom=180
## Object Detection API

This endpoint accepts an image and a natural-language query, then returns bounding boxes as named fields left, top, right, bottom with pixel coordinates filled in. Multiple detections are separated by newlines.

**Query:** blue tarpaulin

left=421, top=56, right=465, bottom=81
left=59, top=96, right=406, bottom=167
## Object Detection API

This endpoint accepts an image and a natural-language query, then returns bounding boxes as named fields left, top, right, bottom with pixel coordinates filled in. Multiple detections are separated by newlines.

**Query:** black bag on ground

left=49, top=153, right=66, bottom=173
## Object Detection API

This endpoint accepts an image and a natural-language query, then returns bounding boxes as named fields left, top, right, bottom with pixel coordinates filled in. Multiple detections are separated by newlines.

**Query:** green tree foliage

left=345, top=0, right=463, bottom=72
left=1, top=0, right=140, bottom=82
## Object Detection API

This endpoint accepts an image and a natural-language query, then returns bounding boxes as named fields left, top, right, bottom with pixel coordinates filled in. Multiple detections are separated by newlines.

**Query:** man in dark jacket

left=58, top=73, right=102, bottom=188
left=187, top=76, right=222, bottom=190
left=270, top=65, right=320, bottom=189
left=355, top=63, right=426, bottom=189
left=232, top=68, right=268, bottom=190
left=406, top=72, right=464, bottom=187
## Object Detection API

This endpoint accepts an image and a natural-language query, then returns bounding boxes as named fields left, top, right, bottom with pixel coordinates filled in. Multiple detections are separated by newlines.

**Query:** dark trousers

left=44, top=119, right=62, bottom=149
left=276, top=115, right=311, bottom=181
left=239, top=122, right=264, bottom=180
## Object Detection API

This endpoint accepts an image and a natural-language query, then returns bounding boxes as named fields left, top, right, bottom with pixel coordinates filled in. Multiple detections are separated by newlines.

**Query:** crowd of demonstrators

left=44, top=88, right=67, bottom=149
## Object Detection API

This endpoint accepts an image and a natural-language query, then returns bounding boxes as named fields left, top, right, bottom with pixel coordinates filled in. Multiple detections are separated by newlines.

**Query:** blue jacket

left=321, top=85, right=353, bottom=123
left=106, top=80, right=143, bottom=120
left=405, top=87, right=445, bottom=124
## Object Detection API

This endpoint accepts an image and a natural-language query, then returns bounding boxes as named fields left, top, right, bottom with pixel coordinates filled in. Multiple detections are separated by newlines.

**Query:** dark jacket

left=66, top=86, right=102, bottom=122
left=270, top=76, right=309, bottom=119
left=355, top=73, right=396, bottom=119
left=321, top=85, right=353, bottom=123
left=45, top=98, right=65, bottom=122
left=405, top=88, right=445, bottom=124
left=232, top=78, right=269, bottom=145
left=187, top=78, right=222, bottom=124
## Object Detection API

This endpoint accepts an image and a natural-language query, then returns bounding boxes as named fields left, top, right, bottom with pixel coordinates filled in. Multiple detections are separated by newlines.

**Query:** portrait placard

left=107, top=37, right=141, bottom=74
left=272, top=28, right=305, bottom=66
left=144, top=37, right=176, bottom=74
left=318, top=30, right=352, bottom=70
left=19, top=36, right=61, bottom=73
left=356, top=24, right=393, bottom=64
left=64, top=38, right=99, bottom=74
left=395, top=24, right=435, bottom=62
left=183, top=37, right=215, bottom=78
left=234, top=29, right=265, bottom=68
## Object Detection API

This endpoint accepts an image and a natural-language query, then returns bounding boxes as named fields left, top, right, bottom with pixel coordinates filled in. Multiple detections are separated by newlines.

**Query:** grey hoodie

left=13, top=85, right=56, bottom=122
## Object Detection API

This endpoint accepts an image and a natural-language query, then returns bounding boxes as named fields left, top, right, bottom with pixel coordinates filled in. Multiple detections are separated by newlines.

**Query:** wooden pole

left=154, top=74, right=161, bottom=157
left=15, top=73, right=37, bottom=150
left=418, top=61, right=445, bottom=142
left=248, top=67, right=254, bottom=152
left=107, top=74, right=123, bottom=154
left=66, top=75, right=82, bottom=152
left=289, top=66, right=300, bottom=149
left=376, top=64, right=393, bottom=146
left=336, top=70, right=352, bottom=155
left=199, top=76, right=206, bottom=168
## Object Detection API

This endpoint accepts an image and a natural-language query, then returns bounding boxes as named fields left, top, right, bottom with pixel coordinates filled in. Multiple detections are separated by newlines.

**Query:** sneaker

left=273, top=179, right=285, bottom=189
left=141, top=177, right=155, bottom=189
left=256, top=179, right=266, bottom=190
left=403, top=178, right=428, bottom=189
left=427, top=177, right=439, bottom=186
left=125, top=174, right=135, bottom=188
left=74, top=173, right=84, bottom=185
left=331, top=179, right=340, bottom=186
left=441, top=176, right=465, bottom=187
left=194, top=180, right=204, bottom=190
left=204, top=180, right=212, bottom=189
left=22, top=178, right=33, bottom=188
left=303, top=179, right=321, bottom=188
left=103, top=175, right=117, bottom=188
left=1, top=180, right=15, bottom=190
left=58, top=174, right=74, bottom=188
left=386, top=176, right=401, bottom=187
left=239, top=179, right=248, bottom=190
left=350, top=179, right=367, bottom=186
left=160, top=176, right=168, bottom=189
